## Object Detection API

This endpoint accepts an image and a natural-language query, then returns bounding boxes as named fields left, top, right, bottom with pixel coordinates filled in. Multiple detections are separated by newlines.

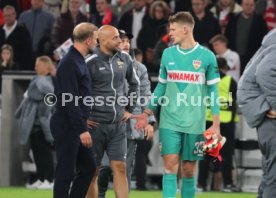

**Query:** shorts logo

left=193, top=60, right=201, bottom=70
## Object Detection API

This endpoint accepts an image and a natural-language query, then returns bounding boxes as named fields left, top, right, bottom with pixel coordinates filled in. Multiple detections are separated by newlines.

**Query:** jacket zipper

left=109, top=55, right=117, bottom=123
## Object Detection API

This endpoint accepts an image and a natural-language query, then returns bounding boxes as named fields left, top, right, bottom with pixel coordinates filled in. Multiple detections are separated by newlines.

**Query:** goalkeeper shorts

left=159, top=128, right=204, bottom=161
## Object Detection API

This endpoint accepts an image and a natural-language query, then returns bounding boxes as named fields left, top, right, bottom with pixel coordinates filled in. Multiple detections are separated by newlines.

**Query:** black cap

left=119, top=29, right=133, bottom=40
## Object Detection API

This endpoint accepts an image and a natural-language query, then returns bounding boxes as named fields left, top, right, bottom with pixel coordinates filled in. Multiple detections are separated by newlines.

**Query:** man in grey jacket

left=237, top=28, right=276, bottom=198
left=96, top=30, right=155, bottom=198
left=86, top=25, right=139, bottom=198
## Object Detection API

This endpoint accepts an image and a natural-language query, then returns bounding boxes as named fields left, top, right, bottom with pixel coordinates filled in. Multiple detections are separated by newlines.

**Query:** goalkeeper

left=134, top=12, right=221, bottom=198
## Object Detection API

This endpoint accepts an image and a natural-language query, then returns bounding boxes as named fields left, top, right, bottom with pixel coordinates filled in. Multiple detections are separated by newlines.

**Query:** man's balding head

left=97, top=25, right=121, bottom=54
left=73, top=23, right=98, bottom=43
left=98, top=25, right=119, bottom=43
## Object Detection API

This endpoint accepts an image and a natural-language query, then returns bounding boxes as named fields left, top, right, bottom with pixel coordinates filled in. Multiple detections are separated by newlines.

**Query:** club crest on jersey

left=117, top=59, right=125, bottom=68
left=193, top=60, right=201, bottom=70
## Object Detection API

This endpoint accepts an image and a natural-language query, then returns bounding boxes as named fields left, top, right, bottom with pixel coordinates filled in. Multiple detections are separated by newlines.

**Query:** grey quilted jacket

left=15, top=75, right=54, bottom=144
left=237, top=28, right=276, bottom=128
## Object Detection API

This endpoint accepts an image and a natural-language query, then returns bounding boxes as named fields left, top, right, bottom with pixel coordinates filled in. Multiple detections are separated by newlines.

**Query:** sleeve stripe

left=85, top=54, right=97, bottom=63
left=158, top=77, right=167, bottom=83
left=207, top=78, right=220, bottom=85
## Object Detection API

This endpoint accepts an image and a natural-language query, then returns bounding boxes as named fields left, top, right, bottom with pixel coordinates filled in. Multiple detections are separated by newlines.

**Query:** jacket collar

left=94, top=47, right=121, bottom=61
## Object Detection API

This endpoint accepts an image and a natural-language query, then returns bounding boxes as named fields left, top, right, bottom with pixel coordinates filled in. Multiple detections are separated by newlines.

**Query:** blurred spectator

left=255, top=0, right=276, bottom=30
left=206, top=0, right=217, bottom=9
left=137, top=0, right=169, bottom=68
left=111, top=0, right=134, bottom=20
left=198, top=57, right=238, bottom=192
left=17, top=0, right=32, bottom=13
left=174, top=0, right=192, bottom=12
left=43, top=0, right=62, bottom=19
left=225, top=0, right=268, bottom=74
left=15, top=56, right=55, bottom=190
left=61, top=0, right=88, bottom=15
left=152, top=27, right=170, bottom=74
left=61, top=0, right=69, bottom=13
left=52, top=0, right=87, bottom=51
left=0, top=9, right=4, bottom=26
left=0, top=0, right=19, bottom=13
left=0, top=5, right=34, bottom=70
left=191, top=0, right=221, bottom=48
left=210, top=34, right=240, bottom=82
left=90, top=0, right=97, bottom=16
left=0, top=44, right=18, bottom=69
left=81, top=0, right=91, bottom=17
left=19, top=0, right=55, bottom=57
left=151, top=26, right=171, bottom=93
left=210, top=0, right=242, bottom=33
left=90, top=0, right=118, bottom=27
left=119, top=0, right=150, bottom=48
left=0, top=44, right=19, bottom=93
left=145, top=0, right=154, bottom=7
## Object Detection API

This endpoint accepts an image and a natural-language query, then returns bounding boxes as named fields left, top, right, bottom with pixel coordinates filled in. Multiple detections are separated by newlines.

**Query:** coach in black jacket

left=50, top=23, right=98, bottom=198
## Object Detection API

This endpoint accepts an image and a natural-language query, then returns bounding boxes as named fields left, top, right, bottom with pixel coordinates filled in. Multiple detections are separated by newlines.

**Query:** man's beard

left=89, top=44, right=99, bottom=54
left=112, top=47, right=120, bottom=53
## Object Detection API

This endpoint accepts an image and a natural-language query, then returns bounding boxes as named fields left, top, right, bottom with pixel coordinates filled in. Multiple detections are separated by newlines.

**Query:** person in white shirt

left=210, top=34, right=241, bottom=82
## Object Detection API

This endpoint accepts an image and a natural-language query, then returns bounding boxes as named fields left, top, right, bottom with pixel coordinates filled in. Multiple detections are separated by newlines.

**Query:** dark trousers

left=30, top=130, right=54, bottom=182
left=198, top=122, right=235, bottom=188
left=51, top=117, right=96, bottom=198
left=135, top=139, right=152, bottom=189
left=98, top=165, right=112, bottom=198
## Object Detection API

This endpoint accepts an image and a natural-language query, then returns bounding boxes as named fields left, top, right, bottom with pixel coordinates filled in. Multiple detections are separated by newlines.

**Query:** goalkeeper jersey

left=148, top=43, right=220, bottom=134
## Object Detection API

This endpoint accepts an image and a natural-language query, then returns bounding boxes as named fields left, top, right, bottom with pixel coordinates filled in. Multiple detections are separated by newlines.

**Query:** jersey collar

left=176, top=43, right=199, bottom=55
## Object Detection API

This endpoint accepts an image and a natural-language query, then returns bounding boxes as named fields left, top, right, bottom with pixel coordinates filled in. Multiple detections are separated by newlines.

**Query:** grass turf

left=0, top=187, right=257, bottom=198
